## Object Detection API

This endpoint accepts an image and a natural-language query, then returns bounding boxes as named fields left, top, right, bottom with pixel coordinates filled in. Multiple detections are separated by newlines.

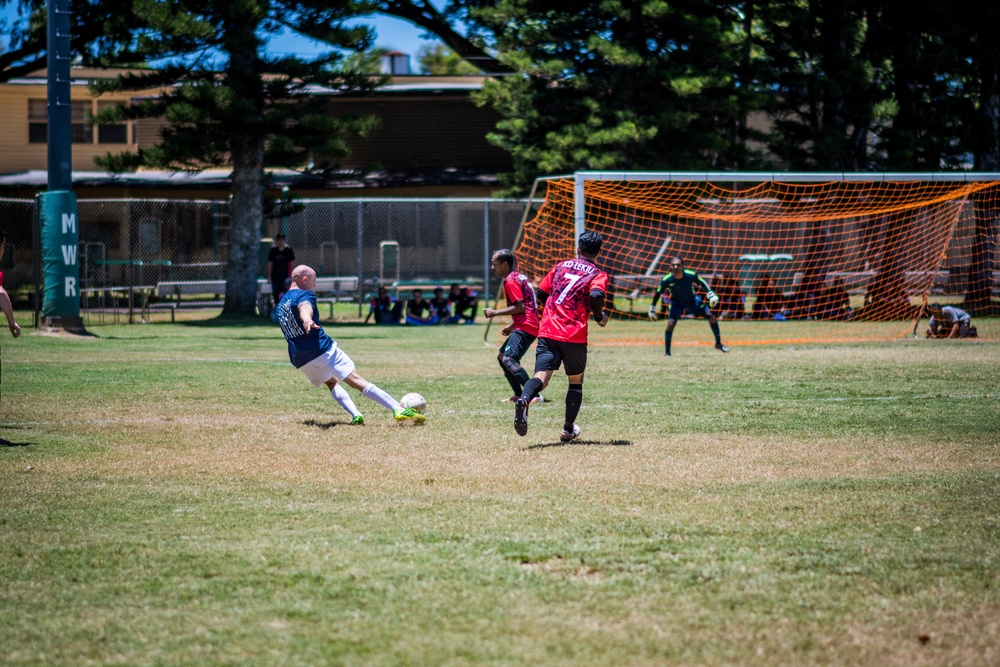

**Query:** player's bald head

left=291, top=265, right=316, bottom=288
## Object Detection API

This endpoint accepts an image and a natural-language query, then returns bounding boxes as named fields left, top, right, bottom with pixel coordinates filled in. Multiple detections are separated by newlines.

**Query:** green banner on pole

left=39, top=190, right=80, bottom=318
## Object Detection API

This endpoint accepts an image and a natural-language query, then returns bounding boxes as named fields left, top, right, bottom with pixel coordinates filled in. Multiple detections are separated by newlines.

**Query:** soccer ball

left=399, top=392, right=427, bottom=414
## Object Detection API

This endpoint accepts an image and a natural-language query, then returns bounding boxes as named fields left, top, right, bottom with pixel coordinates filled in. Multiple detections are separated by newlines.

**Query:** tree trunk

left=221, top=19, right=266, bottom=317
left=223, top=148, right=266, bottom=316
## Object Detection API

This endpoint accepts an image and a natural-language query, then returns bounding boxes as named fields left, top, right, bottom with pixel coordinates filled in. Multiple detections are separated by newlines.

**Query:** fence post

left=356, top=200, right=363, bottom=318
left=483, top=201, right=490, bottom=302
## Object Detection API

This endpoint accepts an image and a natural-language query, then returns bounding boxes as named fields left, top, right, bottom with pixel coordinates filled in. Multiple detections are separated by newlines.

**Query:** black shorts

left=499, top=329, right=536, bottom=363
left=534, top=337, right=588, bottom=376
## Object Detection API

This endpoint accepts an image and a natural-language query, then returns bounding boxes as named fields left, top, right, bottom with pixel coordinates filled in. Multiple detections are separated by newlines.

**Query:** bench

left=258, top=276, right=359, bottom=318
left=147, top=280, right=227, bottom=321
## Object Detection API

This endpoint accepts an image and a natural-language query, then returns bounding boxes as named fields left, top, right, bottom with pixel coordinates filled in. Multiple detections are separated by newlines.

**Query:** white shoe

left=560, top=424, right=581, bottom=442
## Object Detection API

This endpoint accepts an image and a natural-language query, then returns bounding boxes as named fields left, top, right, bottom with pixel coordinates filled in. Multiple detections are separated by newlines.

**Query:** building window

left=70, top=100, right=93, bottom=144
left=28, top=99, right=47, bottom=143
left=97, top=101, right=128, bottom=144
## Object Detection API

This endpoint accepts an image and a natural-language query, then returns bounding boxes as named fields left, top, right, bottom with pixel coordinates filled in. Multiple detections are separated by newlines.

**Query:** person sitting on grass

left=275, top=265, right=425, bottom=426
left=446, top=283, right=478, bottom=324
left=365, top=286, right=402, bottom=325
left=428, top=287, right=452, bottom=323
left=405, top=289, right=438, bottom=326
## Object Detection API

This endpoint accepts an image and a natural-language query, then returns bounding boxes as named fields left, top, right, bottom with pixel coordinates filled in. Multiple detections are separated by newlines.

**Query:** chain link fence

left=3, top=197, right=539, bottom=324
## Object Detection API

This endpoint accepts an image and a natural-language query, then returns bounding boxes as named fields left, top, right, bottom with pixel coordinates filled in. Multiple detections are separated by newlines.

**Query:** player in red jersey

left=0, top=230, right=21, bottom=339
left=484, top=249, right=545, bottom=403
left=513, top=231, right=608, bottom=442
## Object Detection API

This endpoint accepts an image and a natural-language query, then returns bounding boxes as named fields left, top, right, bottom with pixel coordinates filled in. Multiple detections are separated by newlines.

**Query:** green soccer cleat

left=350, top=415, right=365, bottom=425
left=394, top=407, right=426, bottom=424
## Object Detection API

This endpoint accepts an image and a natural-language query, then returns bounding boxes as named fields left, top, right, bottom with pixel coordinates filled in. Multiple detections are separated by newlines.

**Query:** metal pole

left=47, top=0, right=72, bottom=192
left=574, top=172, right=586, bottom=243
left=483, top=200, right=490, bottom=302
left=33, top=196, right=41, bottom=328
left=356, top=200, right=363, bottom=318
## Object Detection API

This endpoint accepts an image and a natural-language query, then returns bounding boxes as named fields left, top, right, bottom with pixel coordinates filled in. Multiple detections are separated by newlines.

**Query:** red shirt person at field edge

left=484, top=248, right=543, bottom=403
left=0, top=229, right=21, bottom=339
left=513, top=231, right=609, bottom=442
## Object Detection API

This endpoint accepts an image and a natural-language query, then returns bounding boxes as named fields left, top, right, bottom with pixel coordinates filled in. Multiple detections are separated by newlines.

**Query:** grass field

left=1, top=315, right=998, bottom=666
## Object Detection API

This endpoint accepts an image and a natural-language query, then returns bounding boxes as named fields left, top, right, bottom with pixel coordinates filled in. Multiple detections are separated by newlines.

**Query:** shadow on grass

left=525, top=439, right=631, bottom=450
left=303, top=419, right=350, bottom=430
left=0, top=438, right=34, bottom=447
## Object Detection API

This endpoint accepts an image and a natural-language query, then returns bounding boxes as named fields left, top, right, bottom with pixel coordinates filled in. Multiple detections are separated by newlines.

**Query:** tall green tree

left=91, top=0, right=382, bottom=316
left=754, top=0, right=882, bottom=170
left=462, top=0, right=762, bottom=193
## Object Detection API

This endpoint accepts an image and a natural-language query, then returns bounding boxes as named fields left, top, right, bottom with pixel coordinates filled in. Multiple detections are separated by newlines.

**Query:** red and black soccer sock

left=664, top=330, right=673, bottom=355
left=710, top=321, right=722, bottom=345
left=564, top=384, right=583, bottom=432
left=520, top=377, right=544, bottom=404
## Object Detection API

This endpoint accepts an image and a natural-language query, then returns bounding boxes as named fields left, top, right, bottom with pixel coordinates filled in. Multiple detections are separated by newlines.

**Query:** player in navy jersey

left=648, top=257, right=729, bottom=356
left=484, top=248, right=544, bottom=403
left=514, top=231, right=609, bottom=442
left=277, top=265, right=425, bottom=426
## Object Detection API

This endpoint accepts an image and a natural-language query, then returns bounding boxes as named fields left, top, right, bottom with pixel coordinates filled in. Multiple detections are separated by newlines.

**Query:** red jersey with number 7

left=537, top=258, right=609, bottom=343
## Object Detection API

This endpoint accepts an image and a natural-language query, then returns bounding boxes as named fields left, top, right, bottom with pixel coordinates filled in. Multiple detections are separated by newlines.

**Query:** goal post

left=514, top=172, right=1000, bottom=346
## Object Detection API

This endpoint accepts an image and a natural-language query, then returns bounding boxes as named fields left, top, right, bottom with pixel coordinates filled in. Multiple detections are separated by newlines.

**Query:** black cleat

left=514, top=398, right=529, bottom=436
left=715, top=343, right=729, bottom=353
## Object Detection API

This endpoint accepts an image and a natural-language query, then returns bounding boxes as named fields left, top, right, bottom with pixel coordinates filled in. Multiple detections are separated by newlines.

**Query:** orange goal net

left=514, top=173, right=1000, bottom=346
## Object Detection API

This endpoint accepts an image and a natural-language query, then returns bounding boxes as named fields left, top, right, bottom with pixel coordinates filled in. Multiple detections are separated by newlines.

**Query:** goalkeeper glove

left=648, top=305, right=659, bottom=321
left=707, top=292, right=720, bottom=308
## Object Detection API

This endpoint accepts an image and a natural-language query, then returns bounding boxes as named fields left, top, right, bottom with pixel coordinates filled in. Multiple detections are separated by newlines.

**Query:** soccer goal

left=515, top=172, right=1000, bottom=346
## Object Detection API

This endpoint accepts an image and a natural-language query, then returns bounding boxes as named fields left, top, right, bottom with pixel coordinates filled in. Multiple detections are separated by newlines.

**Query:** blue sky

left=1, top=4, right=444, bottom=62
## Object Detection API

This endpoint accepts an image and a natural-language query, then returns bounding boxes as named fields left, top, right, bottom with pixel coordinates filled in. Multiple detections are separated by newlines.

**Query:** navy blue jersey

left=277, top=289, right=333, bottom=368
left=652, top=269, right=713, bottom=307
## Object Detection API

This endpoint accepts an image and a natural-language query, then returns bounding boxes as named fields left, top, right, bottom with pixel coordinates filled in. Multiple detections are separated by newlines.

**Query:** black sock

left=664, top=330, right=673, bottom=355
left=520, top=377, right=544, bottom=403
left=564, top=384, right=583, bottom=431
left=514, top=369, right=531, bottom=393
left=710, top=321, right=721, bottom=345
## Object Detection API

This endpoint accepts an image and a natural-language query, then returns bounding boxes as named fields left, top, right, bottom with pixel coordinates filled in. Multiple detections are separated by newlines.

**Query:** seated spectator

left=405, top=289, right=439, bottom=326
left=715, top=272, right=746, bottom=320
left=752, top=274, right=785, bottom=320
left=446, top=283, right=478, bottom=325
left=789, top=273, right=823, bottom=320
left=926, top=302, right=977, bottom=338
left=428, top=287, right=452, bottom=323
left=815, top=277, right=854, bottom=321
left=365, top=286, right=402, bottom=324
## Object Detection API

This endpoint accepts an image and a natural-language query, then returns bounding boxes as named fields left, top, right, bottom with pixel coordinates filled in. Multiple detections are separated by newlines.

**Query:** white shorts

left=300, top=343, right=356, bottom=387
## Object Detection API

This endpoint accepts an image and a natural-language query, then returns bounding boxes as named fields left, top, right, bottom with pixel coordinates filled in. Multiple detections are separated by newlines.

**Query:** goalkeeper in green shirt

left=648, top=257, right=730, bottom=356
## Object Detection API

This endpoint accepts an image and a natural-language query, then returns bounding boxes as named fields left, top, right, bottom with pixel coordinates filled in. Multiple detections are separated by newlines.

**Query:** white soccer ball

left=399, top=392, right=427, bottom=414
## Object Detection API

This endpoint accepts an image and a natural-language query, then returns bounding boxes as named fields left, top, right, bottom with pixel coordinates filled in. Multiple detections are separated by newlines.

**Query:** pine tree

left=90, top=0, right=382, bottom=316
left=464, top=0, right=759, bottom=193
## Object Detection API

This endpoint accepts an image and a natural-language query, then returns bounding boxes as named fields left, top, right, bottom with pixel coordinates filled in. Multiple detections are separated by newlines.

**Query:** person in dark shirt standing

left=514, top=231, right=609, bottom=442
left=484, top=248, right=543, bottom=403
left=648, top=257, right=729, bottom=356
left=267, top=234, right=295, bottom=305
left=276, top=265, right=425, bottom=425
left=0, top=230, right=21, bottom=339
